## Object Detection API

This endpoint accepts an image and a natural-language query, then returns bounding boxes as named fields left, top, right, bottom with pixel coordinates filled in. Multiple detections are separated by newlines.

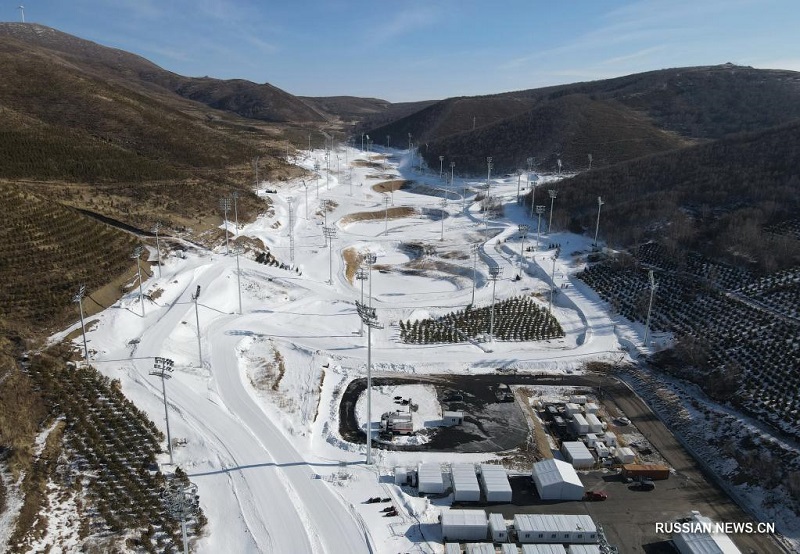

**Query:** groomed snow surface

left=52, top=147, right=798, bottom=553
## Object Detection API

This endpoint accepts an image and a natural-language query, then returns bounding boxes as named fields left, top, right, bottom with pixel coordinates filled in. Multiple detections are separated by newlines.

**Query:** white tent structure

left=488, top=513, right=508, bottom=542
left=441, top=509, right=488, bottom=542
left=532, top=459, right=585, bottom=500
left=418, top=463, right=444, bottom=494
left=478, top=464, right=513, bottom=503
left=521, top=545, right=567, bottom=554
left=672, top=514, right=742, bottom=554
left=568, top=546, right=601, bottom=554
left=560, top=441, right=594, bottom=469
left=452, top=463, right=481, bottom=502
left=500, top=544, right=520, bottom=554
left=466, top=544, right=495, bottom=554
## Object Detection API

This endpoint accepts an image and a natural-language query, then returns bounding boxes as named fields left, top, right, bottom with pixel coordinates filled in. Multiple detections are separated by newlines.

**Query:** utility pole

left=594, top=196, right=604, bottom=248
left=470, top=244, right=479, bottom=306
left=355, top=266, right=368, bottom=336
left=232, top=191, right=240, bottom=233
left=364, top=253, right=377, bottom=307
left=192, top=285, right=202, bottom=366
left=323, top=226, right=337, bottom=284
left=287, top=197, right=295, bottom=267
left=440, top=197, right=447, bottom=241
left=73, top=285, right=89, bottom=365
left=383, top=196, right=390, bottom=236
left=355, top=301, right=382, bottom=465
left=439, top=156, right=445, bottom=180
left=644, top=270, right=657, bottom=348
left=235, top=247, right=243, bottom=315
left=162, top=477, right=199, bottom=554
left=547, top=190, right=558, bottom=234
left=488, top=266, right=502, bottom=341
left=131, top=246, right=145, bottom=317
left=153, top=223, right=162, bottom=278
left=303, top=180, right=309, bottom=219
left=486, top=156, right=493, bottom=196
left=149, top=357, right=175, bottom=465
left=518, top=224, right=529, bottom=275
left=253, top=156, right=260, bottom=191
left=557, top=158, right=562, bottom=176
left=220, top=198, right=231, bottom=255
left=516, top=170, right=523, bottom=205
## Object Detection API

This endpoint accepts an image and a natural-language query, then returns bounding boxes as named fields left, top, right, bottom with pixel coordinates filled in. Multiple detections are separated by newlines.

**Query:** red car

left=584, top=491, right=608, bottom=501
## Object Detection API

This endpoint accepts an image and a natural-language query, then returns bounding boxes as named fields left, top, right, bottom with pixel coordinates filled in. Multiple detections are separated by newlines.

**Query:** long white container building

left=466, top=544, right=494, bottom=554
left=500, top=544, right=520, bottom=554
left=479, top=464, right=513, bottom=503
left=570, top=413, right=589, bottom=435
left=488, top=513, right=508, bottom=542
left=532, top=458, right=585, bottom=500
left=514, top=514, right=598, bottom=544
left=452, top=463, right=481, bottom=502
left=560, top=441, right=595, bottom=469
left=521, top=545, right=568, bottom=554
left=568, top=546, right=601, bottom=554
left=441, top=509, right=488, bottom=542
left=444, top=543, right=461, bottom=554
left=418, top=463, right=445, bottom=494
left=585, top=413, right=603, bottom=434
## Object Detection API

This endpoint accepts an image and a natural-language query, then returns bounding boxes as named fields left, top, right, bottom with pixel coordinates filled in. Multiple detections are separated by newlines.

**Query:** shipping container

left=621, top=464, right=670, bottom=480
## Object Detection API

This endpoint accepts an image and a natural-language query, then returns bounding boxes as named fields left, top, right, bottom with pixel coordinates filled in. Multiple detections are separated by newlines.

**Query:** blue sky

left=7, top=0, right=800, bottom=102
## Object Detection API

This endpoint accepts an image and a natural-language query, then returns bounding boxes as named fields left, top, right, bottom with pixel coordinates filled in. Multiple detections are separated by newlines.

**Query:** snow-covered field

left=52, top=147, right=798, bottom=552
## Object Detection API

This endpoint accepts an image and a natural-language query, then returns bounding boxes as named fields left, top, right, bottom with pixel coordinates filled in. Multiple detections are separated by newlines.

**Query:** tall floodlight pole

left=131, top=246, right=145, bottom=317
left=548, top=248, right=560, bottom=315
left=163, top=478, right=199, bottom=554
left=308, top=134, right=312, bottom=152
left=488, top=266, right=502, bottom=341
left=355, top=301, right=383, bottom=465
left=450, top=161, right=456, bottom=185
left=482, top=184, right=490, bottom=228
left=486, top=156, right=493, bottom=197
left=361, top=133, right=365, bottom=152
left=303, top=180, right=309, bottom=219
left=355, top=267, right=368, bottom=336
left=439, top=156, right=445, bottom=180
left=594, top=196, right=604, bottom=247
left=18, top=5, right=24, bottom=22
left=325, top=152, right=330, bottom=189
left=383, top=196, right=390, bottom=236
left=644, top=270, right=657, bottom=348
left=149, top=357, right=175, bottom=465
left=191, top=285, right=202, bottom=365
left=287, top=197, right=295, bottom=267
left=152, top=223, right=162, bottom=278
left=535, top=206, right=546, bottom=250
left=321, top=199, right=331, bottom=245
left=516, top=170, right=523, bottom=205
left=518, top=224, right=529, bottom=271
left=232, top=191, right=240, bottom=233
left=220, top=198, right=231, bottom=255
left=323, top=226, right=337, bottom=284
left=470, top=243, right=479, bottom=306
left=557, top=158, right=562, bottom=176
left=234, top=247, right=243, bottom=315
left=314, top=161, right=320, bottom=197
left=364, top=252, right=377, bottom=307
left=547, top=190, right=558, bottom=234
left=386, top=135, right=390, bottom=149
left=253, top=156, right=260, bottom=191
left=73, top=285, right=89, bottom=365
left=440, top=197, right=447, bottom=241
left=588, top=153, right=593, bottom=170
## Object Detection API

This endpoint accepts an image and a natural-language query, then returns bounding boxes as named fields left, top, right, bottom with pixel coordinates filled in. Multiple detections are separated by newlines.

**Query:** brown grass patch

left=351, top=160, right=384, bottom=169
left=342, top=248, right=362, bottom=284
left=372, top=180, right=411, bottom=193
left=339, top=206, right=416, bottom=226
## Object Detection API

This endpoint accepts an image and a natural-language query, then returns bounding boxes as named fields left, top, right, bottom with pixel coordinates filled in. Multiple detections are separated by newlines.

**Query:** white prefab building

left=672, top=514, right=742, bottom=554
left=488, top=513, right=508, bottom=542
left=418, top=463, right=445, bottom=494
left=595, top=443, right=610, bottom=459
left=560, top=441, right=595, bottom=469
left=394, top=466, right=408, bottom=485
left=466, top=544, right=494, bottom=554
left=500, top=544, right=520, bottom=554
left=479, top=464, right=513, bottom=503
left=585, top=414, right=603, bottom=434
left=444, top=543, right=461, bottom=554
left=565, top=403, right=581, bottom=416
left=603, top=431, right=618, bottom=446
left=584, top=433, right=599, bottom=447
left=443, top=411, right=464, bottom=426
left=452, top=463, right=481, bottom=502
left=569, top=395, right=587, bottom=405
left=514, top=514, right=598, bottom=544
left=521, top=545, right=568, bottom=554
left=568, top=546, right=601, bottom=554
left=570, top=413, right=589, bottom=435
left=441, top=510, right=488, bottom=542
left=614, top=447, right=636, bottom=464
left=532, top=459, right=585, bottom=500
left=584, top=402, right=599, bottom=415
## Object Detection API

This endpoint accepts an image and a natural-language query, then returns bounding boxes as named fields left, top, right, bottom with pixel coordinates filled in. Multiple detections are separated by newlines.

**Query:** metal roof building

left=521, top=545, right=568, bottom=554
left=532, top=459, right=585, bottom=500
left=488, top=513, right=508, bottom=542
left=465, top=544, right=495, bottom=554
left=514, top=514, right=597, bottom=544
left=560, top=441, right=594, bottom=469
left=451, top=463, right=481, bottom=502
left=672, top=514, right=742, bottom=554
left=499, top=544, right=520, bottom=554
left=418, top=463, right=444, bottom=494
left=478, top=464, right=512, bottom=503
left=444, top=543, right=461, bottom=554
left=568, top=546, right=601, bottom=554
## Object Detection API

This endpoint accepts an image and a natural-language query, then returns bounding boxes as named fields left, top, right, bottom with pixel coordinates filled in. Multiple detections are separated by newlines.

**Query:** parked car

left=631, top=478, right=655, bottom=491
left=584, top=491, right=608, bottom=501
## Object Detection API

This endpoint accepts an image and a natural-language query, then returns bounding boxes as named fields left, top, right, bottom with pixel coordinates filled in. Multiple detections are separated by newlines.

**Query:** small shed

left=466, top=544, right=494, bottom=554
left=585, top=414, right=603, bottom=434
left=488, top=513, right=508, bottom=542
left=584, top=402, right=599, bottom=415
left=444, top=411, right=465, bottom=426
left=603, top=431, right=618, bottom=446
left=560, top=441, right=594, bottom=469
left=521, top=545, right=567, bottom=554
left=441, top=509, right=488, bottom=542
left=564, top=403, right=581, bottom=416
left=532, top=459, right=584, bottom=501
left=394, top=466, right=408, bottom=485
left=595, top=443, right=610, bottom=459
left=570, top=414, right=589, bottom=435
left=444, top=543, right=462, bottom=554
left=479, top=464, right=513, bottom=503
left=584, top=433, right=599, bottom=448
left=418, top=463, right=445, bottom=494
left=452, top=463, right=481, bottom=502
left=615, top=447, right=635, bottom=464
left=500, top=544, right=520, bottom=554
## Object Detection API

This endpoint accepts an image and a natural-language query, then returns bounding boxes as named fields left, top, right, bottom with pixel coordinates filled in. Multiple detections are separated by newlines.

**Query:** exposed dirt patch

left=342, top=248, right=362, bottom=284
left=372, top=180, right=411, bottom=193
left=339, top=206, right=416, bottom=226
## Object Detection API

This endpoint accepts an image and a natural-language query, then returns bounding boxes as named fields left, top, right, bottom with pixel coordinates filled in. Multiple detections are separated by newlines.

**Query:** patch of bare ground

left=313, top=370, right=326, bottom=424
left=342, top=248, right=362, bottom=284
left=372, top=180, right=411, bottom=193
left=440, top=250, right=469, bottom=260
left=339, top=206, right=416, bottom=226
left=351, top=160, right=384, bottom=169
left=249, top=343, right=286, bottom=392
